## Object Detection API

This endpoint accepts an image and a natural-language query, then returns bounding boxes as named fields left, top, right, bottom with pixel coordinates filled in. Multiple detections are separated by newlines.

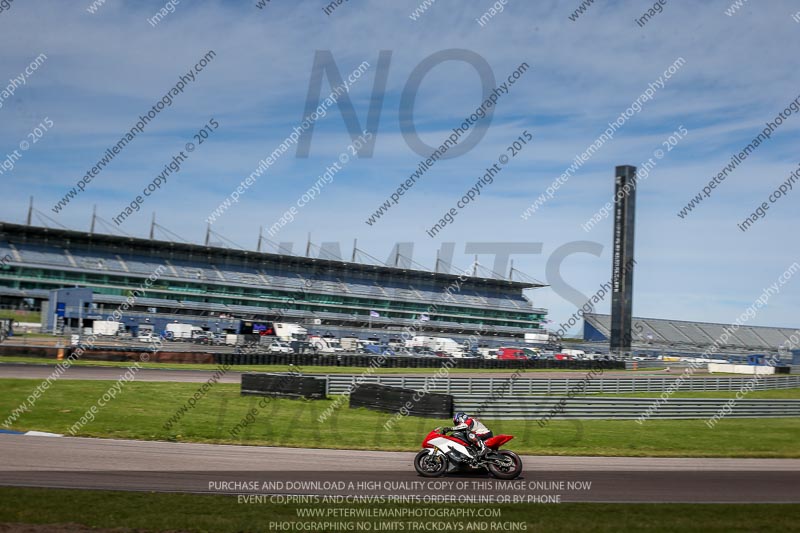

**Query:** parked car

left=497, top=347, right=527, bottom=360
left=364, top=344, right=394, bottom=356
left=522, top=348, right=540, bottom=360
left=478, top=347, right=498, bottom=359
left=268, top=341, right=293, bottom=354
left=192, top=333, right=211, bottom=345
left=560, top=349, right=586, bottom=359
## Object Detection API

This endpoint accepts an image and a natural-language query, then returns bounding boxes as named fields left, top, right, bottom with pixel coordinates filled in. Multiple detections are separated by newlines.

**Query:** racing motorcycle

left=414, top=428, right=523, bottom=479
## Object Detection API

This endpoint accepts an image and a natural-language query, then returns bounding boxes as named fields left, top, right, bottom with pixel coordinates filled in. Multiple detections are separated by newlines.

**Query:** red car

left=497, top=347, right=527, bottom=360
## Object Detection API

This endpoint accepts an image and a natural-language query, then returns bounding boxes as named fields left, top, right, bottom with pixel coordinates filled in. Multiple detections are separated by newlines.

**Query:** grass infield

left=1, top=378, right=799, bottom=457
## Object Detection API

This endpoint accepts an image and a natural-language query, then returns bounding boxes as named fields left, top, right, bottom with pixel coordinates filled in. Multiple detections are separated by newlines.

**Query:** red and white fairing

left=424, top=433, right=473, bottom=457
left=421, top=430, right=514, bottom=454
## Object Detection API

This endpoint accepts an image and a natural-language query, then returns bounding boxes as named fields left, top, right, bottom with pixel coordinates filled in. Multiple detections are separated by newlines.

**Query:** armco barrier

left=322, top=374, right=800, bottom=395
left=349, top=383, right=453, bottom=418
left=241, top=373, right=326, bottom=399
left=212, top=352, right=625, bottom=370
left=452, top=396, right=800, bottom=420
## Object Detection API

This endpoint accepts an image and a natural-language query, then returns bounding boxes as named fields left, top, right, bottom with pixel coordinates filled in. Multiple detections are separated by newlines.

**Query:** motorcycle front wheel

left=487, top=450, right=523, bottom=480
left=414, top=449, right=447, bottom=477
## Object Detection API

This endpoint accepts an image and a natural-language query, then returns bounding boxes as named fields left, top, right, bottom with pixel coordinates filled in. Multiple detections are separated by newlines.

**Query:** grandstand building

left=0, top=221, right=548, bottom=342
left=584, top=312, right=798, bottom=354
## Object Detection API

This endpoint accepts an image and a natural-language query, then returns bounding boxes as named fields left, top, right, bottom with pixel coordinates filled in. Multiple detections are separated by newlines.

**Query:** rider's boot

left=467, top=445, right=485, bottom=465
left=475, top=441, right=488, bottom=461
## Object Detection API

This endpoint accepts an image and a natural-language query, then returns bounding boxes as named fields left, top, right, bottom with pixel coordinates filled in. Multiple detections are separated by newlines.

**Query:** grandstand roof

left=0, top=221, right=543, bottom=290
left=584, top=312, right=798, bottom=351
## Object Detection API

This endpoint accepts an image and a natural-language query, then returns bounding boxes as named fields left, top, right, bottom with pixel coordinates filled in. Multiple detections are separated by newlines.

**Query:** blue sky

left=1, top=0, right=799, bottom=334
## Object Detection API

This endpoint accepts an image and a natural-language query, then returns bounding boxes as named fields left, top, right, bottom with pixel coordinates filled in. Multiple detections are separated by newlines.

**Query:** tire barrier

left=213, top=352, right=626, bottom=370
left=348, top=383, right=453, bottom=418
left=65, top=349, right=215, bottom=364
left=0, top=344, right=218, bottom=362
left=0, top=345, right=56, bottom=358
left=241, top=372, right=327, bottom=400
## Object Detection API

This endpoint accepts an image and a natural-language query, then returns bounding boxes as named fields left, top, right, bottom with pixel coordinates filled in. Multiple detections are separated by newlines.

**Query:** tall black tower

left=610, top=165, right=636, bottom=353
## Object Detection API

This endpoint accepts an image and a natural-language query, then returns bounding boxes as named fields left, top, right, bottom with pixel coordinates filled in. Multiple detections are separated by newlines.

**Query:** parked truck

left=524, top=332, right=550, bottom=344
left=308, top=335, right=343, bottom=353
left=273, top=322, right=308, bottom=342
left=165, top=323, right=203, bottom=340
left=405, top=335, right=466, bottom=357
left=225, top=333, right=243, bottom=346
left=406, top=336, right=437, bottom=349
left=137, top=325, right=155, bottom=342
left=92, top=320, right=123, bottom=336
left=434, top=337, right=467, bottom=357
left=340, top=336, right=364, bottom=352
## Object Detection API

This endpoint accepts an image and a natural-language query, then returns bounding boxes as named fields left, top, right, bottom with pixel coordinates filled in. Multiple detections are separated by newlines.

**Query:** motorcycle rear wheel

left=487, top=450, right=523, bottom=480
left=414, top=449, right=447, bottom=477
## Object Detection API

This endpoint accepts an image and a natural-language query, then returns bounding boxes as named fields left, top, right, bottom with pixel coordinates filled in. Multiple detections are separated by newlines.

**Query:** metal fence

left=452, top=396, right=800, bottom=419
left=323, top=374, right=800, bottom=395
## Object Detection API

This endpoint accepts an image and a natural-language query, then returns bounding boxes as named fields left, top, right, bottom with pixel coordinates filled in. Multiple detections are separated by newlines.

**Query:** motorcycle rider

left=437, top=412, right=493, bottom=461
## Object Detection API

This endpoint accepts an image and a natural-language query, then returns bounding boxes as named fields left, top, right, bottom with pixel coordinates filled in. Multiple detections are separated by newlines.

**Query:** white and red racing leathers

left=450, top=417, right=492, bottom=456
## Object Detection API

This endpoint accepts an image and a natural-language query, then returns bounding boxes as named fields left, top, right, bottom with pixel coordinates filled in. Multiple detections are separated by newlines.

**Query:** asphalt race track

left=0, top=362, right=243, bottom=383
left=0, top=435, right=798, bottom=503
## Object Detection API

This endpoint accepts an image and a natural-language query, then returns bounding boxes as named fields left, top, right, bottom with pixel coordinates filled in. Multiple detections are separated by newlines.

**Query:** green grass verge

left=0, top=354, right=643, bottom=374
left=0, top=488, right=798, bottom=533
left=1, top=378, right=799, bottom=457
left=0, top=309, right=40, bottom=322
